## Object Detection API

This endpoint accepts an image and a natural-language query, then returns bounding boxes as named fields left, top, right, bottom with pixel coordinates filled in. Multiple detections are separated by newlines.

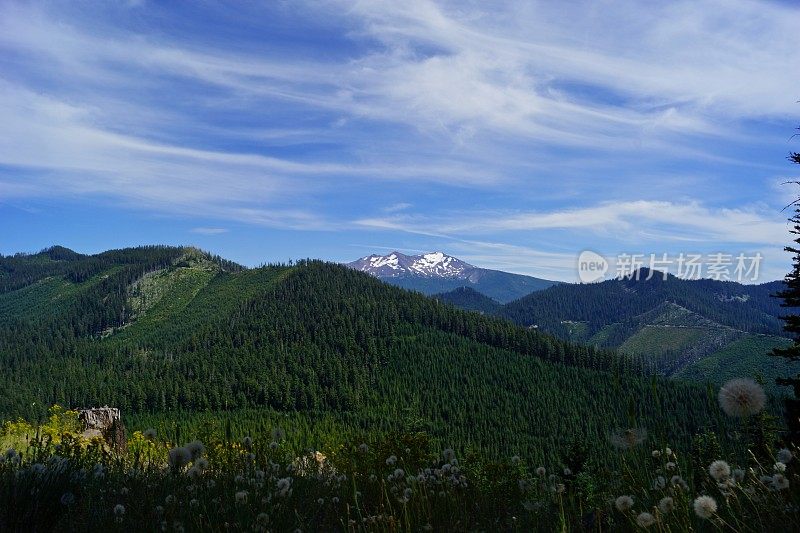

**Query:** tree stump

left=78, top=407, right=126, bottom=453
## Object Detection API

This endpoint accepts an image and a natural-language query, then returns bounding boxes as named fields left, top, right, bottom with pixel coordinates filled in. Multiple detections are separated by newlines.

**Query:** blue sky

left=1, top=0, right=800, bottom=281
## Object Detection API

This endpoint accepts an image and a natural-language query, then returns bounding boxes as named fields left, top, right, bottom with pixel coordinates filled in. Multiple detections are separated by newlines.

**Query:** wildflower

left=636, top=512, right=656, bottom=528
left=403, top=487, right=413, bottom=500
left=775, top=462, right=787, bottom=473
left=708, top=460, right=731, bottom=481
left=61, top=492, right=75, bottom=506
left=777, top=448, right=793, bottom=464
left=651, top=450, right=661, bottom=458
left=665, top=462, right=677, bottom=471
left=732, top=468, right=745, bottom=482
left=242, top=436, right=253, bottom=450
left=114, top=504, right=126, bottom=516
left=235, top=491, right=248, bottom=505
left=652, top=476, right=666, bottom=490
left=168, top=447, right=192, bottom=469
left=693, top=495, right=717, bottom=519
left=615, top=495, right=634, bottom=512
left=718, top=378, right=766, bottom=417
left=393, top=468, right=405, bottom=479
left=658, top=496, right=675, bottom=514
left=665, top=447, right=673, bottom=456
left=386, top=455, right=397, bottom=466
left=358, top=443, right=369, bottom=453
left=143, top=428, right=157, bottom=440
left=535, top=466, right=546, bottom=477
left=609, top=428, right=647, bottom=450
left=772, top=474, right=790, bottom=491
left=185, top=440, right=205, bottom=459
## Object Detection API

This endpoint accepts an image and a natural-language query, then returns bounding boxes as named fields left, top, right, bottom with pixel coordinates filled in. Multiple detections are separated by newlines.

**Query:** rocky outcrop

left=78, top=407, right=126, bottom=453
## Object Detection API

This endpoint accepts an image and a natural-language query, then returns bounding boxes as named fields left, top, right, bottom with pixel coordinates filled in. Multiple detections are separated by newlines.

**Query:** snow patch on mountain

left=348, top=251, right=476, bottom=279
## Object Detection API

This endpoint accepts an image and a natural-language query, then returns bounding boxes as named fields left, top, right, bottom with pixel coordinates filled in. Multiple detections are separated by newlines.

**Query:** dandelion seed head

left=777, top=448, right=793, bottom=464
left=636, top=512, right=656, bottom=528
left=242, top=436, right=253, bottom=450
left=60, top=492, right=75, bottom=506
left=143, top=428, right=157, bottom=440
left=358, top=443, right=369, bottom=453
left=168, top=447, right=192, bottom=469
left=535, top=466, right=546, bottom=477
left=774, top=462, right=787, bottom=473
left=732, top=468, right=745, bottom=482
left=772, top=473, right=790, bottom=491
left=615, top=495, right=634, bottom=512
left=386, top=455, right=397, bottom=466
left=708, top=460, right=731, bottom=481
left=114, top=504, right=125, bottom=516
left=658, top=496, right=674, bottom=514
left=235, top=491, right=248, bottom=504
left=442, top=449, right=455, bottom=462
left=184, top=440, right=205, bottom=459
left=693, top=495, right=717, bottom=519
left=718, top=378, right=766, bottom=417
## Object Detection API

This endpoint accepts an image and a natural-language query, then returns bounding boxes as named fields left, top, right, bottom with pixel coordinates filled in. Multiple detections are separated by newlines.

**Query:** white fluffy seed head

left=615, top=495, right=634, bottom=512
left=718, top=378, right=766, bottom=417
left=693, top=495, right=717, bottom=519
left=708, top=460, right=731, bottom=482
left=636, top=512, right=656, bottom=528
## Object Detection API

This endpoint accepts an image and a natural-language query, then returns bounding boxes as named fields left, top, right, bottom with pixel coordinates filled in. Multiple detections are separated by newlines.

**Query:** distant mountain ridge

left=346, top=251, right=558, bottom=303
left=436, top=269, right=796, bottom=391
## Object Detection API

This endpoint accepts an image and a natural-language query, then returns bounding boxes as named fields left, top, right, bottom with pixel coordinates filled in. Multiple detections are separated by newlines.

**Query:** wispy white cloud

left=190, top=227, right=228, bottom=235
left=0, top=1, right=797, bottom=278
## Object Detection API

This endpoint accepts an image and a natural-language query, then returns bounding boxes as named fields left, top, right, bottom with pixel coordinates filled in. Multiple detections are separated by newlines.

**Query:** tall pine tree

left=773, top=136, right=800, bottom=444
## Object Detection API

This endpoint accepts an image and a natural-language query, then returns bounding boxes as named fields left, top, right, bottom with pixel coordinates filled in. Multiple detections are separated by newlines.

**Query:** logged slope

left=0, top=247, right=730, bottom=460
left=477, top=271, right=790, bottom=380
left=347, top=251, right=558, bottom=303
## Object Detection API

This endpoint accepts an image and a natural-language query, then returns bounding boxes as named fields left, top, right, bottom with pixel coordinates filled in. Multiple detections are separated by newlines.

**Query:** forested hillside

left=437, top=270, right=793, bottom=385
left=0, top=246, right=738, bottom=463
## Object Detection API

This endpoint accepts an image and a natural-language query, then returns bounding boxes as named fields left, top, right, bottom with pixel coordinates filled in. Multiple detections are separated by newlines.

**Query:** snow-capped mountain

left=348, top=251, right=476, bottom=279
left=347, top=251, right=559, bottom=303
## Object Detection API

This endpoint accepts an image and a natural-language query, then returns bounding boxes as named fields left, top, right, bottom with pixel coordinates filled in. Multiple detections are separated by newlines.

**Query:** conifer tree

left=773, top=136, right=800, bottom=443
